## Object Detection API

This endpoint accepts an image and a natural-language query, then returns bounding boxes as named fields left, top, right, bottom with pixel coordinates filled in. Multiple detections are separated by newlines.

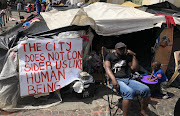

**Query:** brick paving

left=0, top=10, right=180, bottom=116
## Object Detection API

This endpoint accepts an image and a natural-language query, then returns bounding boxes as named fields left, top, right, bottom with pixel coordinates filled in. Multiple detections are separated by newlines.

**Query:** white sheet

left=41, top=2, right=167, bottom=36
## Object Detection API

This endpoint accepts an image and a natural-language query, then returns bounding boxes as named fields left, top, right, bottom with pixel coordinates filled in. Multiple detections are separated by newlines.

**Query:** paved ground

left=0, top=10, right=180, bottom=116
left=0, top=10, right=36, bottom=34
left=0, top=85, right=179, bottom=116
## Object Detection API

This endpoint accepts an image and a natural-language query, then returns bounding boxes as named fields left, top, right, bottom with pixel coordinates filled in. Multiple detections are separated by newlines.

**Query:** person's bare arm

left=104, top=61, right=119, bottom=89
left=127, top=50, right=139, bottom=72
left=147, top=74, right=153, bottom=80
left=149, top=77, right=158, bottom=82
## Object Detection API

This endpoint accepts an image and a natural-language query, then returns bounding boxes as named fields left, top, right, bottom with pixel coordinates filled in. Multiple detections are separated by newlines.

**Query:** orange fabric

left=157, top=74, right=162, bottom=77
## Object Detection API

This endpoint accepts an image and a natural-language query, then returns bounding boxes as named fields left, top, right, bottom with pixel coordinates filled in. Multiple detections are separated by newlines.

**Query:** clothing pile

left=22, top=17, right=40, bottom=29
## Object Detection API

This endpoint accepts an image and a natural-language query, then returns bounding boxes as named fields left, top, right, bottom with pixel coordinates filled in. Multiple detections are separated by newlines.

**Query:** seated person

left=104, top=42, right=151, bottom=116
left=148, top=61, right=169, bottom=99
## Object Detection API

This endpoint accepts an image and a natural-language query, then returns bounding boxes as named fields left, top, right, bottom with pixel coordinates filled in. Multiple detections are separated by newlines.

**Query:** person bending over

left=104, top=42, right=151, bottom=116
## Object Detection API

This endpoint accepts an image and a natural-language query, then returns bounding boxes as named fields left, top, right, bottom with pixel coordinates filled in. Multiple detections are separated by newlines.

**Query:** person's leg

left=161, top=82, right=169, bottom=99
left=128, top=80, right=151, bottom=116
left=18, top=9, right=20, bottom=16
left=122, top=99, right=131, bottom=116
left=19, top=3, right=21, bottom=16
left=141, top=97, right=150, bottom=116
left=37, top=3, right=41, bottom=14
left=116, top=78, right=135, bottom=116
left=17, top=3, right=20, bottom=16
left=17, top=4, right=19, bottom=16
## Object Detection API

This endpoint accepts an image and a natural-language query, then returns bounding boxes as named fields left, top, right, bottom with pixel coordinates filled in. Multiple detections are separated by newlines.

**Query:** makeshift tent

left=0, top=27, right=93, bottom=111
left=0, top=14, right=94, bottom=111
left=40, top=2, right=174, bottom=71
left=0, top=1, right=178, bottom=111
left=41, top=2, right=168, bottom=36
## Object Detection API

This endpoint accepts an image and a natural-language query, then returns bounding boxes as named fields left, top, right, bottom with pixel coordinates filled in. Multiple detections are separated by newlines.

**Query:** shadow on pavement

left=60, top=83, right=112, bottom=104
left=16, top=83, right=110, bottom=106
left=152, top=92, right=175, bottom=99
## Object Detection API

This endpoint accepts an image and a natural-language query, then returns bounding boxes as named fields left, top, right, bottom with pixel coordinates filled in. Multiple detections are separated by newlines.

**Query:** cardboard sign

left=18, top=38, right=82, bottom=96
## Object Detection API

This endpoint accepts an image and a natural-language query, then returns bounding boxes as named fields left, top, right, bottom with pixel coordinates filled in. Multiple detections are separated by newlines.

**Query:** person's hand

left=127, top=49, right=136, bottom=56
left=147, top=77, right=150, bottom=80
left=149, top=79, right=154, bottom=82
left=111, top=79, right=119, bottom=89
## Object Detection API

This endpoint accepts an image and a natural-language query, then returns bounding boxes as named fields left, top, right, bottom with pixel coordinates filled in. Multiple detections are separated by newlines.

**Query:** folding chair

left=101, top=46, right=141, bottom=116
left=101, top=46, right=123, bottom=116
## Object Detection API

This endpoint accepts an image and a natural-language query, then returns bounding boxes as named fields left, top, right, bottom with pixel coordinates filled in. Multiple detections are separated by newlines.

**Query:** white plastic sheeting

left=0, top=46, right=61, bottom=112
left=76, top=2, right=180, bottom=35
left=41, top=9, right=79, bottom=31
left=41, top=2, right=167, bottom=36
left=0, top=46, right=19, bottom=112
left=52, top=30, right=94, bottom=58
left=82, top=2, right=166, bottom=35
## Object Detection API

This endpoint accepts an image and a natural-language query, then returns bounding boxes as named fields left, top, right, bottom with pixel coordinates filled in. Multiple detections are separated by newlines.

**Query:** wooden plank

left=154, top=27, right=174, bottom=73
left=168, top=69, right=179, bottom=86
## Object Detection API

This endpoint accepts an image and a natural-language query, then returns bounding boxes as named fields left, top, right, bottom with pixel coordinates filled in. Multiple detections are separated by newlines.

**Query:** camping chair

left=101, top=46, right=141, bottom=116
left=101, top=46, right=123, bottom=116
